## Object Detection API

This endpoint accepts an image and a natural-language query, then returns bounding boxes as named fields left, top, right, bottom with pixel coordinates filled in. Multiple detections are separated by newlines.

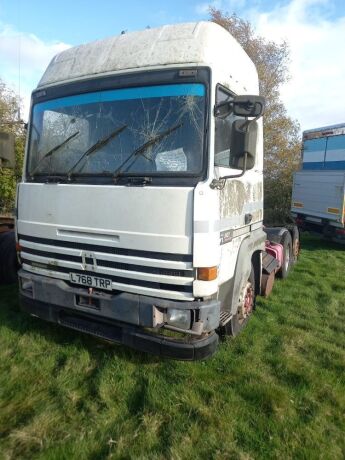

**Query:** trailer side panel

left=291, top=171, right=345, bottom=224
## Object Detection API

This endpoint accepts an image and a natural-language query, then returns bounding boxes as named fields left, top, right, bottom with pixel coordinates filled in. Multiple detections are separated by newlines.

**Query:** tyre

left=225, top=264, right=256, bottom=337
left=290, top=225, right=300, bottom=264
left=0, top=231, right=18, bottom=285
left=277, top=231, right=292, bottom=279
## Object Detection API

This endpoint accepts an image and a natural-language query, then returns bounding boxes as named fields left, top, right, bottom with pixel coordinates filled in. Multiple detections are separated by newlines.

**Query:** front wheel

left=226, top=264, right=256, bottom=337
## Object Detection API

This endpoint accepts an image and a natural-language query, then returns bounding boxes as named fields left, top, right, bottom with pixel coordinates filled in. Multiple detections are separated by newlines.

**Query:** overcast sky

left=0, top=0, right=344, bottom=132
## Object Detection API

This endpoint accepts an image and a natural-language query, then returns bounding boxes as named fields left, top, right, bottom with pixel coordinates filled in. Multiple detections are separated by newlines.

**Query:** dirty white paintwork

left=17, top=182, right=195, bottom=301
left=189, top=23, right=262, bottom=294
left=17, top=183, right=194, bottom=253
left=38, top=22, right=257, bottom=96
left=21, top=21, right=263, bottom=301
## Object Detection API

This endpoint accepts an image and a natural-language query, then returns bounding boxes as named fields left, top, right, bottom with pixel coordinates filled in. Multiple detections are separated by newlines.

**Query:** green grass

left=0, top=235, right=344, bottom=459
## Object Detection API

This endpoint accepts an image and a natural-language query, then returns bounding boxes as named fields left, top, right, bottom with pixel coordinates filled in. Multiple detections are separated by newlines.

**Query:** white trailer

left=291, top=124, right=345, bottom=242
left=17, top=22, right=298, bottom=359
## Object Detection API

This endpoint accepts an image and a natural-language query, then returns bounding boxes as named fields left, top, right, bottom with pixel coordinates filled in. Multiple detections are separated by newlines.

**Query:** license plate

left=69, top=273, right=112, bottom=291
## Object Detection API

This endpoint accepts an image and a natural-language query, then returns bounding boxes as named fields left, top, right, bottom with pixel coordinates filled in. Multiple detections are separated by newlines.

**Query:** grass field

left=0, top=235, right=344, bottom=459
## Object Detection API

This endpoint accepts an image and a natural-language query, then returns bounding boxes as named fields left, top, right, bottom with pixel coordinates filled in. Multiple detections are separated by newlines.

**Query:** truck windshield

left=27, top=83, right=206, bottom=179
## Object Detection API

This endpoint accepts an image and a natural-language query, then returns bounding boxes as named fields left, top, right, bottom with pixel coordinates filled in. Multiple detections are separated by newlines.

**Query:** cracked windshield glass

left=28, top=83, right=205, bottom=177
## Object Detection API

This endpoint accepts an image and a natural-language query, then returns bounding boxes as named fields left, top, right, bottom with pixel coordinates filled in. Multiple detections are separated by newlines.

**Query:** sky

left=1, top=0, right=345, bottom=132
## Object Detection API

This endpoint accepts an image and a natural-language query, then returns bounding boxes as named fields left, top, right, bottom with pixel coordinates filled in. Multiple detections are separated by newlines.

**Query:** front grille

left=18, top=234, right=192, bottom=262
left=19, top=234, right=194, bottom=297
left=21, top=259, right=193, bottom=293
left=21, top=247, right=191, bottom=277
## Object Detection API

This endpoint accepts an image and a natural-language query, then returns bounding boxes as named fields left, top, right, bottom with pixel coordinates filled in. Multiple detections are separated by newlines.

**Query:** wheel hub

left=238, top=282, right=254, bottom=320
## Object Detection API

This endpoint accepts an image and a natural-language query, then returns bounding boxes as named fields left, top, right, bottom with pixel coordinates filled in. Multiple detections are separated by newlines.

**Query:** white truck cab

left=17, top=22, right=285, bottom=359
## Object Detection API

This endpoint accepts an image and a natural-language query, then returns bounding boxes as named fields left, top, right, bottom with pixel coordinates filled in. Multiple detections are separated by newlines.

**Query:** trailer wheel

left=277, top=231, right=292, bottom=279
left=0, top=231, right=18, bottom=285
left=226, top=264, right=256, bottom=337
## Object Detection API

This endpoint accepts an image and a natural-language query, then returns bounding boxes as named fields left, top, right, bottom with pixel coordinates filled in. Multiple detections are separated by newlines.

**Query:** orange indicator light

left=197, top=266, right=218, bottom=281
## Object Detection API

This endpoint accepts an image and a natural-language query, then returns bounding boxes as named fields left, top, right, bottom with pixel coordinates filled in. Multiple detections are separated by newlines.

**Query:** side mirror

left=214, top=95, right=265, bottom=119
left=0, top=132, right=15, bottom=168
left=230, top=119, right=258, bottom=169
left=233, top=95, right=265, bottom=118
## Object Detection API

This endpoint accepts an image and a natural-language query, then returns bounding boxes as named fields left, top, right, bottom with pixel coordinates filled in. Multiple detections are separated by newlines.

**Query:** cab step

left=219, top=311, right=232, bottom=326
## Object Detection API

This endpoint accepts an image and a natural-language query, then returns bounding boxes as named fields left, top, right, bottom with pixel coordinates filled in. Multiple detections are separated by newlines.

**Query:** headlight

left=166, top=308, right=191, bottom=330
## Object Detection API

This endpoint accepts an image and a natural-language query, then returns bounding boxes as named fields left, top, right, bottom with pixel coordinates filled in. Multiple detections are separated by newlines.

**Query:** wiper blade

left=30, top=131, right=80, bottom=176
left=28, top=174, right=68, bottom=183
left=112, top=122, right=182, bottom=181
left=125, top=176, right=152, bottom=186
left=67, top=124, right=127, bottom=178
left=44, top=175, right=69, bottom=183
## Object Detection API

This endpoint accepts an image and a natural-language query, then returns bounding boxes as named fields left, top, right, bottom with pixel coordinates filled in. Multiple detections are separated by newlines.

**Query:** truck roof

left=37, top=22, right=258, bottom=94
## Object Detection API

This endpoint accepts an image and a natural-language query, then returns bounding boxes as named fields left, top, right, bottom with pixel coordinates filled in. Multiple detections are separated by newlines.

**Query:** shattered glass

left=28, top=84, right=205, bottom=177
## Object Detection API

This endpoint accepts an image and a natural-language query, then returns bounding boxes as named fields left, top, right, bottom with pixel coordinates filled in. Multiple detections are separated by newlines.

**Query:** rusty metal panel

left=303, top=123, right=345, bottom=141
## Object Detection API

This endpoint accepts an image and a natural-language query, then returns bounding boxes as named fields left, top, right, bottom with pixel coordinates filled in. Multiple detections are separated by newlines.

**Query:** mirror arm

left=213, top=100, right=233, bottom=118
left=210, top=152, right=248, bottom=190
left=238, top=110, right=262, bottom=131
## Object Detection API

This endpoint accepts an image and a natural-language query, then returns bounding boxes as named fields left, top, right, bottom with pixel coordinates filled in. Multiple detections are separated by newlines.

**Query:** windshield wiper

left=124, top=176, right=152, bottom=186
left=44, top=175, right=69, bottom=183
left=30, top=131, right=80, bottom=176
left=67, top=124, right=127, bottom=178
left=112, top=122, right=182, bottom=181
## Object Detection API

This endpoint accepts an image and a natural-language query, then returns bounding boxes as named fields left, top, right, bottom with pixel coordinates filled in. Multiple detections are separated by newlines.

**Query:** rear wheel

left=291, top=225, right=300, bottom=264
left=226, top=264, right=256, bottom=337
left=278, top=231, right=292, bottom=279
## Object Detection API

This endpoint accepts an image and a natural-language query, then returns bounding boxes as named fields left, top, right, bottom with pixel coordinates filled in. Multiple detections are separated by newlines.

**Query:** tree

left=210, top=9, right=301, bottom=224
left=0, top=79, right=26, bottom=214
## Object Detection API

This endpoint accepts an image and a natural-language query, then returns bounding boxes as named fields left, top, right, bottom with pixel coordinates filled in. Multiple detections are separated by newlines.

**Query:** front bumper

left=19, top=270, right=220, bottom=360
